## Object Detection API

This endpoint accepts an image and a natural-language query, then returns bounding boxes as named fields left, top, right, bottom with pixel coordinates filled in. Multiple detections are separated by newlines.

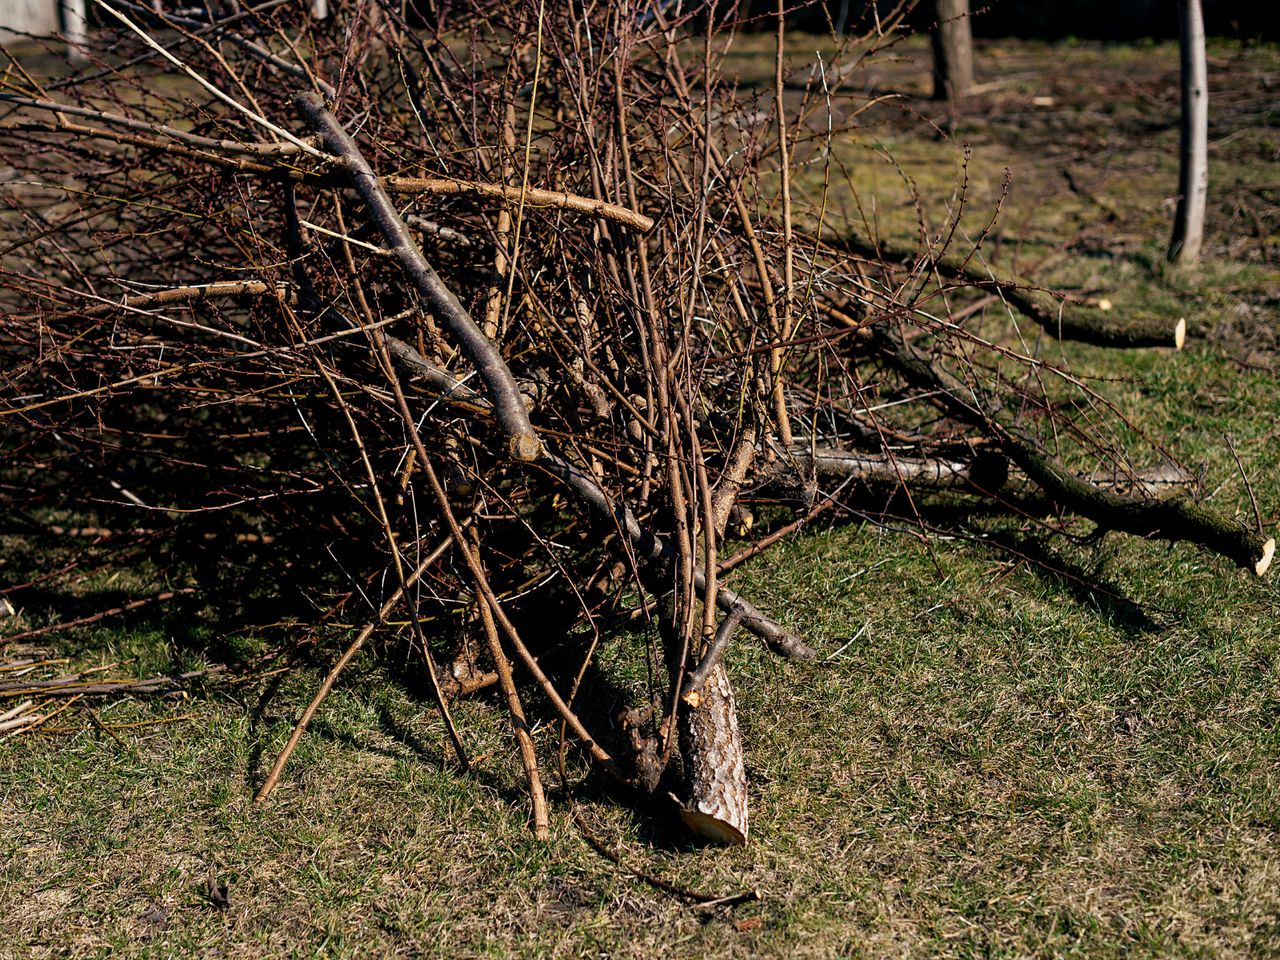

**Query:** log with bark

left=833, top=234, right=1185, bottom=349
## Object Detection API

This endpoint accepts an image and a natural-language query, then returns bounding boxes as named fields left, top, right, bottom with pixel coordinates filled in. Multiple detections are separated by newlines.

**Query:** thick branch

left=1010, top=445, right=1273, bottom=576
left=837, top=234, right=1182, bottom=349
left=296, top=92, right=541, bottom=462
left=385, top=337, right=485, bottom=406
left=681, top=609, right=742, bottom=703
left=872, top=328, right=1274, bottom=575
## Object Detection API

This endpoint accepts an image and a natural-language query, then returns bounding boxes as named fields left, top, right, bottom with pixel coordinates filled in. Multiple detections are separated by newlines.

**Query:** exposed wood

left=711, top=426, right=757, bottom=538
left=658, top=597, right=749, bottom=845
left=1257, top=539, right=1276, bottom=577
left=677, top=659, right=749, bottom=845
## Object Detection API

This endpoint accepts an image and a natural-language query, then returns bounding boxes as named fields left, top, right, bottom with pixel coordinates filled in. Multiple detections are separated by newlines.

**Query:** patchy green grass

left=4, top=35, right=1280, bottom=960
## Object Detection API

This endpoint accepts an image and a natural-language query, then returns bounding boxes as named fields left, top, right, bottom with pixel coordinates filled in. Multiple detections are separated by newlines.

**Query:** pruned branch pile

left=0, top=1, right=1270, bottom=845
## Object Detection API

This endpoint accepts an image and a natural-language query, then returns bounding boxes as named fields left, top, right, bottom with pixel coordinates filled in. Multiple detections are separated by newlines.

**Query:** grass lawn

left=3, top=33, right=1280, bottom=959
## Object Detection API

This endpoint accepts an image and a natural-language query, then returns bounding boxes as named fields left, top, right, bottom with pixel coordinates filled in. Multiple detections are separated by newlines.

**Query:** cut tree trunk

left=678, top=659, right=749, bottom=845
left=659, top=596, right=751, bottom=846
left=1169, top=0, right=1208, bottom=265
left=931, top=0, right=974, bottom=101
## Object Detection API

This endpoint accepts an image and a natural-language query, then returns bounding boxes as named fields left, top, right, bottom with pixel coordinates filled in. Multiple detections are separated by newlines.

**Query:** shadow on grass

left=747, top=491, right=1168, bottom=638
left=981, top=528, right=1167, bottom=635
left=1, top=480, right=1177, bottom=853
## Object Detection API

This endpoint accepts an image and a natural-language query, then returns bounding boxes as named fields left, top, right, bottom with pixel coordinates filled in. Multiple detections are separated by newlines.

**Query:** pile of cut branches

left=0, top=1, right=1271, bottom=845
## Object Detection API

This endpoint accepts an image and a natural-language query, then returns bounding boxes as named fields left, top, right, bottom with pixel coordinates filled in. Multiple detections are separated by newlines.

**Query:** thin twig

left=1225, top=433, right=1266, bottom=536
left=1, top=589, right=195, bottom=646
left=254, top=537, right=455, bottom=805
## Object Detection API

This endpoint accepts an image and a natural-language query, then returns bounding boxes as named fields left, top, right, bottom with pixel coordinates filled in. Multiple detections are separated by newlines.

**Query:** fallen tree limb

left=873, top=327, right=1274, bottom=575
left=1011, top=445, right=1274, bottom=575
left=773, top=446, right=1193, bottom=504
left=656, top=594, right=749, bottom=846
left=837, top=234, right=1183, bottom=349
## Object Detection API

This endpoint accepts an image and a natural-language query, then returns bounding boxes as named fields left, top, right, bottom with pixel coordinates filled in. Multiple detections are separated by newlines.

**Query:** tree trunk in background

left=931, top=0, right=974, bottom=101
left=1169, top=0, right=1208, bottom=265
left=62, top=0, right=87, bottom=64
